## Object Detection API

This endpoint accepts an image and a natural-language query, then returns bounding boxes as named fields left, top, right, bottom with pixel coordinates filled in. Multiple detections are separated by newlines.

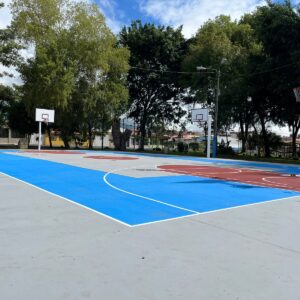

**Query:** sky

left=96, top=0, right=299, bottom=37
left=2, top=0, right=299, bottom=36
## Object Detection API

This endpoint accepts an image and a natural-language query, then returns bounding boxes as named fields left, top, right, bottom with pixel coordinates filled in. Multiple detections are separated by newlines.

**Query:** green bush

left=177, top=142, right=188, bottom=153
left=217, top=144, right=236, bottom=155
left=189, top=142, right=199, bottom=151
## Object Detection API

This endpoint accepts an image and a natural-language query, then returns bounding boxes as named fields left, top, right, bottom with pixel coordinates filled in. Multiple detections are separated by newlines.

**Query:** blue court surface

left=0, top=151, right=299, bottom=226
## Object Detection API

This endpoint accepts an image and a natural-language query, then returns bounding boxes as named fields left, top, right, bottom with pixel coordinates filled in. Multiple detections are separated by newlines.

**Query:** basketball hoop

left=35, top=108, right=55, bottom=151
left=293, top=87, right=300, bottom=102
left=191, top=108, right=209, bottom=124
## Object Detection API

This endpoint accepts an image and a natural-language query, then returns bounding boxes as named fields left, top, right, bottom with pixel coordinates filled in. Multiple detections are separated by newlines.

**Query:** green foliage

left=182, top=4, right=299, bottom=158
left=247, top=132, right=283, bottom=153
left=120, top=21, right=187, bottom=150
left=248, top=3, right=300, bottom=156
left=5, top=0, right=300, bottom=157
left=0, top=2, right=22, bottom=78
left=217, top=144, right=235, bottom=155
left=11, top=0, right=129, bottom=146
left=177, top=141, right=188, bottom=152
left=8, top=100, right=36, bottom=136
left=0, top=85, right=16, bottom=127
left=189, top=142, right=199, bottom=151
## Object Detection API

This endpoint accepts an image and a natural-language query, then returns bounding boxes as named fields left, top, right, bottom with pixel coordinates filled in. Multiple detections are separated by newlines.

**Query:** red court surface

left=84, top=155, right=139, bottom=160
left=158, top=165, right=300, bottom=192
left=21, top=150, right=85, bottom=154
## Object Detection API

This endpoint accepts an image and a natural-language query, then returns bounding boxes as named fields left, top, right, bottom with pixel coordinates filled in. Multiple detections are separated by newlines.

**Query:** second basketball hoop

left=191, top=108, right=208, bottom=123
left=191, top=108, right=211, bottom=159
left=35, top=108, right=55, bottom=151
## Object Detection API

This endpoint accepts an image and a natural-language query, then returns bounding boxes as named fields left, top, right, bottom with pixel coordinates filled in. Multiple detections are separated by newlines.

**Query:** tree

left=248, top=2, right=300, bottom=157
left=8, top=100, right=36, bottom=144
left=0, top=2, right=22, bottom=78
left=120, top=21, right=187, bottom=150
left=67, top=2, right=129, bottom=149
left=0, top=85, right=15, bottom=127
left=11, top=0, right=129, bottom=149
left=0, top=2, right=22, bottom=128
left=182, top=16, right=262, bottom=154
left=11, top=0, right=76, bottom=147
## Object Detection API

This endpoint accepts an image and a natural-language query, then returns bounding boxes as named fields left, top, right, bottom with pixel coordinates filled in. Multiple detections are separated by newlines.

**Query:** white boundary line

left=160, top=165, right=300, bottom=191
left=132, top=195, right=300, bottom=227
left=262, top=176, right=290, bottom=187
left=0, top=171, right=132, bottom=227
left=103, top=165, right=300, bottom=228
left=159, top=166, right=242, bottom=176
left=3, top=154, right=300, bottom=228
left=103, top=167, right=199, bottom=214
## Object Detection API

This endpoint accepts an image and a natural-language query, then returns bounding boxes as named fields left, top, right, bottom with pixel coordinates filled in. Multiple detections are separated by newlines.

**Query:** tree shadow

left=174, top=179, right=263, bottom=189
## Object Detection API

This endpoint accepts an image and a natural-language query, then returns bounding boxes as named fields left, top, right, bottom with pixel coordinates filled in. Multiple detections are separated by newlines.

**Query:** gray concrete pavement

left=1, top=172, right=300, bottom=300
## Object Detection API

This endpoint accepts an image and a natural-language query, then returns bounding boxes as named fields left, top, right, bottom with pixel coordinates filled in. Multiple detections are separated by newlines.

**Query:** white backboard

left=191, top=108, right=209, bottom=122
left=294, top=87, right=300, bottom=102
left=35, top=108, right=55, bottom=123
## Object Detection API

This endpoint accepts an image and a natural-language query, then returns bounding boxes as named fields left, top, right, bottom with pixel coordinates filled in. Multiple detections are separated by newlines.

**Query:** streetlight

left=196, top=64, right=221, bottom=158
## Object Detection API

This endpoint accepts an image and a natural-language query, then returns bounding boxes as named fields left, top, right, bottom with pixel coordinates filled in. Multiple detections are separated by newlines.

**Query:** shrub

left=189, top=142, right=199, bottom=151
left=217, top=144, right=235, bottom=155
left=177, top=142, right=188, bottom=153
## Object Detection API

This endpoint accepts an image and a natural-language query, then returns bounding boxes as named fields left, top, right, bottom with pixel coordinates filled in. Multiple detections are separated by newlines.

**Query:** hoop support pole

left=38, top=121, right=42, bottom=151
left=207, top=115, right=212, bottom=158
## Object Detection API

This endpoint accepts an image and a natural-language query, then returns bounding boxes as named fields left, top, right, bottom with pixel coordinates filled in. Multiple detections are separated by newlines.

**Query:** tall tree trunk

left=47, top=126, right=52, bottom=148
left=26, top=134, right=30, bottom=147
left=74, top=135, right=79, bottom=149
left=239, top=116, right=249, bottom=153
left=139, top=121, right=146, bottom=151
left=62, top=135, right=70, bottom=149
left=101, top=118, right=104, bottom=150
left=88, top=123, right=93, bottom=150
left=239, top=120, right=246, bottom=153
left=112, top=119, right=121, bottom=150
left=291, top=119, right=300, bottom=158
left=112, top=119, right=132, bottom=150
left=259, top=115, right=271, bottom=157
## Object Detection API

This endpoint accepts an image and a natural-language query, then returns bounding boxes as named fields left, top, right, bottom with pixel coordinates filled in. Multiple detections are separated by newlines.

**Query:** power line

left=130, top=66, right=215, bottom=75
left=129, top=60, right=300, bottom=78
left=240, top=60, right=300, bottom=78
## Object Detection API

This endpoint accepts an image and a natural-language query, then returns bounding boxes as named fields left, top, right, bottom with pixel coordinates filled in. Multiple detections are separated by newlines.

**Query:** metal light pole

left=213, top=69, right=220, bottom=158
left=196, top=59, right=226, bottom=158
left=196, top=66, right=219, bottom=158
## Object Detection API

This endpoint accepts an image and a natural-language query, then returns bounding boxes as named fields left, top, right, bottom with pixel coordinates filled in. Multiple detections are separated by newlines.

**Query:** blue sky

left=96, top=0, right=300, bottom=37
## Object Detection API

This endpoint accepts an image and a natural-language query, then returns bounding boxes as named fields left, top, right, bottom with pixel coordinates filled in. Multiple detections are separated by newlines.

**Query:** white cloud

left=97, top=0, right=123, bottom=33
left=0, top=0, right=12, bottom=29
left=140, top=0, right=265, bottom=37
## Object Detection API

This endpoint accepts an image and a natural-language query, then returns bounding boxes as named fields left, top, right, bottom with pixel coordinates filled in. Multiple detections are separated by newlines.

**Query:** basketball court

left=1, top=150, right=300, bottom=299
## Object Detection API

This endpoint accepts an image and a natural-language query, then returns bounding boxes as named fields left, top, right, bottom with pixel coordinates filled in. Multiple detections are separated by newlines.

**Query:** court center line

left=103, top=167, right=199, bottom=214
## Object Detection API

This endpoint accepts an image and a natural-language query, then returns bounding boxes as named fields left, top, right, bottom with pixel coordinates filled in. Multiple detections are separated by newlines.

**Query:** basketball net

left=294, top=87, right=300, bottom=102
left=42, top=117, right=49, bottom=126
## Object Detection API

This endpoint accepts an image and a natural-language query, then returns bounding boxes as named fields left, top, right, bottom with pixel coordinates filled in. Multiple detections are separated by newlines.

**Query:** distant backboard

left=35, top=108, right=55, bottom=123
left=294, top=87, right=300, bottom=102
left=191, top=108, right=209, bottom=123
